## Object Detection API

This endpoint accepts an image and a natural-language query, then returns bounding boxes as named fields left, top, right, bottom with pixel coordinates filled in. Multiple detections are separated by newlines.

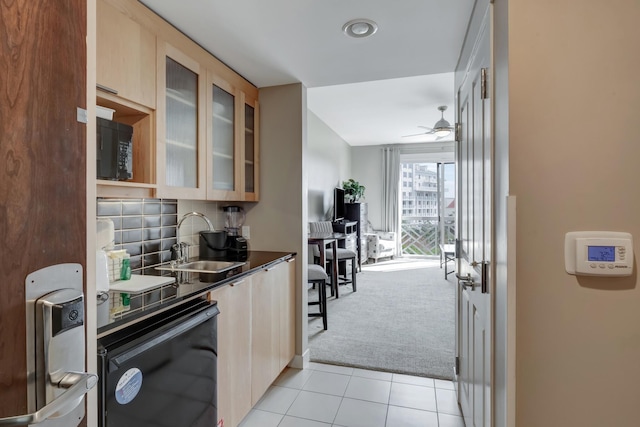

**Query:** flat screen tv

left=333, top=187, right=346, bottom=221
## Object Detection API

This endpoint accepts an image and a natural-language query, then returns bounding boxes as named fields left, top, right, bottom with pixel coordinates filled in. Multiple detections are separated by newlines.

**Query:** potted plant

left=342, top=179, right=365, bottom=203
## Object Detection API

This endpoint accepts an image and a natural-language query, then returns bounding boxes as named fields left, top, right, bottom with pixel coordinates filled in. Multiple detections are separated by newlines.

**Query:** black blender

left=223, top=206, right=248, bottom=258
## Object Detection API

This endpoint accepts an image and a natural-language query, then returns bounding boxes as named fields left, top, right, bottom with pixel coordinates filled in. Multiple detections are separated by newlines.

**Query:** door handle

left=0, top=372, right=97, bottom=426
left=455, top=273, right=476, bottom=291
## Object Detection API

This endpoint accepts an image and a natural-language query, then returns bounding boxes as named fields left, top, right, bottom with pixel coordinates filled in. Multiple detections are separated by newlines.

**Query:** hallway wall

left=494, top=0, right=640, bottom=425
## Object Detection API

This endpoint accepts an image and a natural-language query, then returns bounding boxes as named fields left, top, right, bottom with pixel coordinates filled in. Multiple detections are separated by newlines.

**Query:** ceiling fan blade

left=417, top=126, right=434, bottom=131
left=401, top=132, right=429, bottom=138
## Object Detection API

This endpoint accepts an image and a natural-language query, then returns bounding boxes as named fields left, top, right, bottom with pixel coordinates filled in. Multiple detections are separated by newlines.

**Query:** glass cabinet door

left=165, top=57, right=197, bottom=188
left=208, top=79, right=240, bottom=200
left=243, top=95, right=259, bottom=201
left=157, top=44, right=205, bottom=199
left=212, top=85, right=235, bottom=190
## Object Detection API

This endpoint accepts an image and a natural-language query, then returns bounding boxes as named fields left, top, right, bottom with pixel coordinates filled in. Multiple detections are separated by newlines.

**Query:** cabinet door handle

left=230, top=279, right=245, bottom=287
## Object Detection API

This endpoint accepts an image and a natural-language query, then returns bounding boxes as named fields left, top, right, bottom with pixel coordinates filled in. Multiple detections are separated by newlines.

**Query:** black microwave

left=96, top=117, right=133, bottom=181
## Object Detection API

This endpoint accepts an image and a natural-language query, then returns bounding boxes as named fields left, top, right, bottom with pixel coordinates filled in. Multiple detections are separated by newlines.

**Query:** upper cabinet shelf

left=96, top=0, right=156, bottom=109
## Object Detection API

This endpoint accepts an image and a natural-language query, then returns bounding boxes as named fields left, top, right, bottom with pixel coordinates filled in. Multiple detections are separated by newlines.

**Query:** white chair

left=365, top=231, right=397, bottom=262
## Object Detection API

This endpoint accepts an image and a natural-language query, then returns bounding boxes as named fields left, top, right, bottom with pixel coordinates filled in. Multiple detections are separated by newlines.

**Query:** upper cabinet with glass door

left=156, top=42, right=207, bottom=200
left=207, top=71, right=259, bottom=202
left=242, top=92, right=260, bottom=201
left=207, top=74, right=241, bottom=200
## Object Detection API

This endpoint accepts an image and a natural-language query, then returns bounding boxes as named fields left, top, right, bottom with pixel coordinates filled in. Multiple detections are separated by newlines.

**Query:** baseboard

left=289, top=349, right=310, bottom=369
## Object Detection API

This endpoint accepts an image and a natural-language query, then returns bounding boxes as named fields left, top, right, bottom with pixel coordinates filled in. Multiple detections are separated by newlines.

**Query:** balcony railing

left=401, top=216, right=455, bottom=256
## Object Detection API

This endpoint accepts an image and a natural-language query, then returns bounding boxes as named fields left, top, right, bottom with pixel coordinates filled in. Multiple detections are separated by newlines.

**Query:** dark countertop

left=97, top=250, right=294, bottom=337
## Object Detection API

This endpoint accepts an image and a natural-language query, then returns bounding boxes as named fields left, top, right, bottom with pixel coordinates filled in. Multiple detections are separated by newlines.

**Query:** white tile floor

left=238, top=362, right=465, bottom=427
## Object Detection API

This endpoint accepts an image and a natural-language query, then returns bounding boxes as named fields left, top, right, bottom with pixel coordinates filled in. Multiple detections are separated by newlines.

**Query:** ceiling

left=139, top=0, right=474, bottom=146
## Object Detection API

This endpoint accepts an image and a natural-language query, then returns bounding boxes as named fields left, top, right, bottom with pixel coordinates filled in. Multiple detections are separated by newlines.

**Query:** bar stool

left=307, top=264, right=328, bottom=330
left=326, top=248, right=357, bottom=298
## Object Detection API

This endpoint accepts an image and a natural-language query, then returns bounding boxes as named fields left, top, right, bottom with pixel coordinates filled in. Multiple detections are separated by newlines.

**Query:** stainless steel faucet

left=174, top=212, right=214, bottom=263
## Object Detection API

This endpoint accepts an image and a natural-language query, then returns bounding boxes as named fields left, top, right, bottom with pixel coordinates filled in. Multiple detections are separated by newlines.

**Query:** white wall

left=350, top=146, right=383, bottom=228
left=307, top=111, right=351, bottom=221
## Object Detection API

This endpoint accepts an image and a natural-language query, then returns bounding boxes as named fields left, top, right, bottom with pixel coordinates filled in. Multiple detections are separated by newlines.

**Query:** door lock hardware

left=455, top=273, right=476, bottom=291
left=0, top=372, right=97, bottom=426
left=13, top=264, right=95, bottom=427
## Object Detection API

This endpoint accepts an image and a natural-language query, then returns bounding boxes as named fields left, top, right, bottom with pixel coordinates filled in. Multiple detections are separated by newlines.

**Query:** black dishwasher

left=98, top=299, right=219, bottom=427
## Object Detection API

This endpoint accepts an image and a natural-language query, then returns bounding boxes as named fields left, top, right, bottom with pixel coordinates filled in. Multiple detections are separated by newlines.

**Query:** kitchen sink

left=156, top=260, right=246, bottom=274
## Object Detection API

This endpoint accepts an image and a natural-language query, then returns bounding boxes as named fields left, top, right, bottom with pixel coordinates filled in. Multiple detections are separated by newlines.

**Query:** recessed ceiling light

left=342, top=19, right=378, bottom=38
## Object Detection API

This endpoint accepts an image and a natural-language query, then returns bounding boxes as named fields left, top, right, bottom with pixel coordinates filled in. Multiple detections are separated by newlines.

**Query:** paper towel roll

left=97, top=218, right=115, bottom=250
left=96, top=249, right=110, bottom=293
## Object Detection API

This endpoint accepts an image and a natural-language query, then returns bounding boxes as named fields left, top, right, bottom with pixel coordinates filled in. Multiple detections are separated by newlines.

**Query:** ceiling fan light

left=433, top=118, right=451, bottom=129
left=435, top=129, right=451, bottom=137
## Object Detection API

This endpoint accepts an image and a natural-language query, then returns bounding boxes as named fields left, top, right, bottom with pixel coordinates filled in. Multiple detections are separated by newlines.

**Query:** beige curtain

left=381, top=146, right=401, bottom=255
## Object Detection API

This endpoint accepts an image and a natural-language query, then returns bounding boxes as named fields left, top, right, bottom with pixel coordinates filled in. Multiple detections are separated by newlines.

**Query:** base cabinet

left=250, top=267, right=281, bottom=406
left=250, top=258, right=296, bottom=406
left=209, top=278, right=252, bottom=427
left=211, top=257, right=296, bottom=427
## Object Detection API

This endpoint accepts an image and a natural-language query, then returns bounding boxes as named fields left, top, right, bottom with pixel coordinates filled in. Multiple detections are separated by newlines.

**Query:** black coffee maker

left=199, top=230, right=228, bottom=259
left=223, top=206, right=248, bottom=257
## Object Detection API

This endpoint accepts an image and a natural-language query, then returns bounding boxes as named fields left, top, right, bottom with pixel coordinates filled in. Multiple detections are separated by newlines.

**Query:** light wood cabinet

left=209, top=257, right=296, bottom=427
left=96, top=0, right=156, bottom=109
left=250, top=265, right=281, bottom=406
left=209, top=278, right=252, bottom=427
left=96, top=0, right=259, bottom=201
left=206, top=73, right=260, bottom=201
left=250, top=258, right=296, bottom=406
left=156, top=42, right=207, bottom=199
left=96, top=0, right=158, bottom=197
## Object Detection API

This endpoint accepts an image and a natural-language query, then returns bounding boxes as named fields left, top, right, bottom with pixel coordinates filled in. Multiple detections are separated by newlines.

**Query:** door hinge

left=454, top=122, right=461, bottom=143
left=481, top=68, right=489, bottom=100
left=455, top=356, right=460, bottom=375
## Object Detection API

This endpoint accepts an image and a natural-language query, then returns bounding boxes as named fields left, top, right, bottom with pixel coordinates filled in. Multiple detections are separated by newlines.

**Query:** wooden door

left=0, top=0, right=87, bottom=420
left=456, top=6, right=492, bottom=427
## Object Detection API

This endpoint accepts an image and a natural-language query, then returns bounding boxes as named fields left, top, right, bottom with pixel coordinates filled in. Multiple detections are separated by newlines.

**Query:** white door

left=456, top=5, right=492, bottom=427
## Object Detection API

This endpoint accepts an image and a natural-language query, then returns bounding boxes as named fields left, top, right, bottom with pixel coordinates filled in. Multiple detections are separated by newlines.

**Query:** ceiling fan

left=403, top=105, right=454, bottom=139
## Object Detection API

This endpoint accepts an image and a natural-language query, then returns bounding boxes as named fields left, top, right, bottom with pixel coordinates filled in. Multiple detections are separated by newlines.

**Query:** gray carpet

left=308, top=258, right=455, bottom=380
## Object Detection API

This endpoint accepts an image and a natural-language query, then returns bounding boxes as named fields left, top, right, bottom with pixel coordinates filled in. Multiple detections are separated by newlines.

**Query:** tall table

left=308, top=232, right=343, bottom=297
left=439, top=243, right=456, bottom=279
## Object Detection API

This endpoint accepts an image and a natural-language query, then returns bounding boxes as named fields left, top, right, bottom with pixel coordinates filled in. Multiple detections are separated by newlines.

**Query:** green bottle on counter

left=120, top=258, right=131, bottom=280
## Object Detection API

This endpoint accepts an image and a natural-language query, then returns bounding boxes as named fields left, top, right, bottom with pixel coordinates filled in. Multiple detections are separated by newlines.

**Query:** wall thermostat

left=565, top=231, right=633, bottom=276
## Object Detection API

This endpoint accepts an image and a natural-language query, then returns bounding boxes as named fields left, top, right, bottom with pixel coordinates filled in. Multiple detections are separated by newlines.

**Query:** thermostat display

left=587, top=246, right=615, bottom=262
left=565, top=231, right=633, bottom=276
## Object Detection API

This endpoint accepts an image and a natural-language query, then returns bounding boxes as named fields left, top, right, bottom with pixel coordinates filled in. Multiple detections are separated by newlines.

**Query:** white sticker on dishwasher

left=115, top=367, right=143, bottom=405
